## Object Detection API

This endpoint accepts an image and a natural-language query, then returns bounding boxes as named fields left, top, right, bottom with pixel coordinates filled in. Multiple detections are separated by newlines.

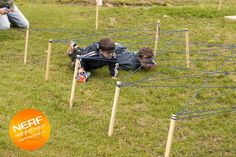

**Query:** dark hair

left=98, top=38, right=115, bottom=53
left=138, top=47, right=154, bottom=59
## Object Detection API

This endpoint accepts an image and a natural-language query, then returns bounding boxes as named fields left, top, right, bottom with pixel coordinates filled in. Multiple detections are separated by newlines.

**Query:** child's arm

left=108, top=61, right=119, bottom=78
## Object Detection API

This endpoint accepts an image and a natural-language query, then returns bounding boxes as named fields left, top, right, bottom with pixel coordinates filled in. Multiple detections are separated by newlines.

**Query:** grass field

left=18, top=0, right=236, bottom=6
left=0, top=1, right=236, bottom=157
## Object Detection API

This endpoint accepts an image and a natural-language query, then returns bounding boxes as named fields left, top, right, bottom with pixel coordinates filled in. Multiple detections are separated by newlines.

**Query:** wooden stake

left=154, top=20, right=160, bottom=53
left=218, top=0, right=222, bottom=11
left=45, top=39, right=52, bottom=81
left=69, top=56, right=81, bottom=108
left=108, top=81, right=122, bottom=137
left=164, top=115, right=177, bottom=157
left=185, top=29, right=190, bottom=68
left=95, top=0, right=99, bottom=30
left=24, top=26, right=30, bottom=64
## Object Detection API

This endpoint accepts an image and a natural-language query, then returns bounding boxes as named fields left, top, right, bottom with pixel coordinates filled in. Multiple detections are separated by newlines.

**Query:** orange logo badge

left=9, top=109, right=50, bottom=151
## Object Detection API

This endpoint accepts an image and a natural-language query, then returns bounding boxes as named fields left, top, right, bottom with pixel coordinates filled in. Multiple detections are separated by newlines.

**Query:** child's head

left=98, top=38, right=115, bottom=59
left=137, top=47, right=156, bottom=69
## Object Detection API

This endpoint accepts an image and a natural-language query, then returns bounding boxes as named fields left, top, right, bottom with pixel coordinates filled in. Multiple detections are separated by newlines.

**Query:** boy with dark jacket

left=67, top=38, right=119, bottom=81
left=114, top=44, right=156, bottom=70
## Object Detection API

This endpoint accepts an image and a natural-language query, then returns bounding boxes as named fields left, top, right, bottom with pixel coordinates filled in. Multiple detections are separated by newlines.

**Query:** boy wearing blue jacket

left=114, top=44, right=156, bottom=70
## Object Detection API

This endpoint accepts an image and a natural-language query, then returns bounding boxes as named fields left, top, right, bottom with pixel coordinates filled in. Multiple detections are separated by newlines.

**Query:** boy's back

left=114, top=44, right=141, bottom=70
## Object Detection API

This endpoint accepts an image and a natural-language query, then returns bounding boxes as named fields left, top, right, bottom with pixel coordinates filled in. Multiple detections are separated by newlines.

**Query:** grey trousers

left=0, top=5, right=29, bottom=30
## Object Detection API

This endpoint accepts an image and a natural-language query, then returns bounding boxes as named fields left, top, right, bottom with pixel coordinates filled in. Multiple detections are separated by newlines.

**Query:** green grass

left=0, top=2, right=236, bottom=157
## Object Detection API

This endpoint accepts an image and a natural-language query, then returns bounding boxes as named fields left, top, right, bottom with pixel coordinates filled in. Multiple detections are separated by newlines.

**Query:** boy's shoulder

left=83, top=42, right=99, bottom=53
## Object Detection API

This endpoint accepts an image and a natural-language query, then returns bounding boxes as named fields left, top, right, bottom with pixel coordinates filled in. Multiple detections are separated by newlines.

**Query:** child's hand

left=78, top=67, right=85, bottom=73
left=0, top=8, right=10, bottom=15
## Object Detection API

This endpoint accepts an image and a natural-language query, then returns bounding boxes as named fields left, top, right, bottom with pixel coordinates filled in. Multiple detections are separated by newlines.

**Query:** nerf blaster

left=77, top=72, right=91, bottom=83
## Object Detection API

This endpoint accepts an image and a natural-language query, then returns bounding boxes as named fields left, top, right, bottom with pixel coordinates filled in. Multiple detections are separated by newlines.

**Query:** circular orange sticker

left=9, top=109, right=50, bottom=151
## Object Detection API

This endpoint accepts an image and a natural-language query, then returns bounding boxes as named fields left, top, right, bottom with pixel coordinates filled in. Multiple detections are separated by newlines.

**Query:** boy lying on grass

left=67, top=38, right=119, bottom=82
left=114, top=44, right=156, bottom=70
left=67, top=39, right=156, bottom=82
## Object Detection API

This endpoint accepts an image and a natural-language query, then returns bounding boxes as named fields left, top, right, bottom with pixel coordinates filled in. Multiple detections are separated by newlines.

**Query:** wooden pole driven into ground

left=218, top=0, right=222, bottom=11
left=45, top=39, right=52, bottom=81
left=154, top=20, right=161, bottom=53
left=164, top=115, right=177, bottom=157
left=24, top=26, right=30, bottom=64
left=185, top=29, right=190, bottom=68
left=108, top=81, right=122, bottom=137
left=95, top=0, right=99, bottom=30
left=69, top=56, right=80, bottom=108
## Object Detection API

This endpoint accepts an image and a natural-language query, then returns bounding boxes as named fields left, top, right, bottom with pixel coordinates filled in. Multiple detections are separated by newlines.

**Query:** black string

left=121, top=84, right=236, bottom=89
left=178, top=88, right=236, bottom=113
left=176, top=106, right=236, bottom=120
left=157, top=47, right=236, bottom=55
left=157, top=58, right=236, bottom=62
left=176, top=56, right=234, bottom=115
left=160, top=30, right=186, bottom=34
left=121, top=71, right=236, bottom=87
